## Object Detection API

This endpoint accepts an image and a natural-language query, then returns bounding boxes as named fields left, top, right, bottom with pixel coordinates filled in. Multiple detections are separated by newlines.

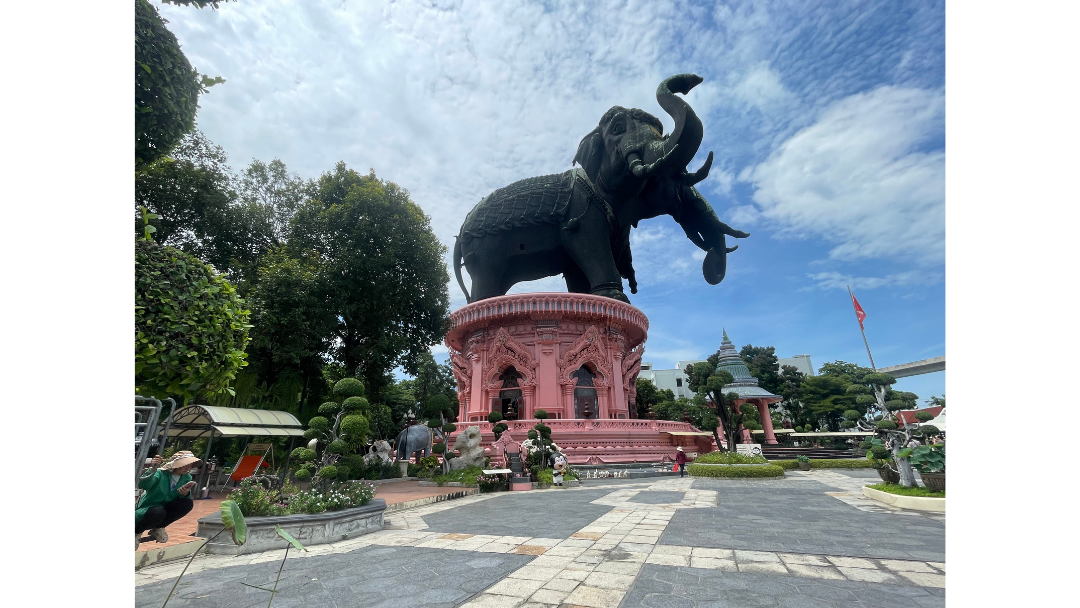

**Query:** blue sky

left=158, top=0, right=945, bottom=401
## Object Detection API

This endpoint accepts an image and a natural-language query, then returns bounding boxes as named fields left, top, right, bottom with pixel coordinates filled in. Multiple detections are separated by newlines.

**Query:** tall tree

left=777, top=365, right=807, bottom=426
left=288, top=163, right=450, bottom=401
left=739, top=345, right=781, bottom=394
left=685, top=360, right=742, bottom=451
left=634, top=378, right=663, bottom=418
left=243, top=249, right=337, bottom=415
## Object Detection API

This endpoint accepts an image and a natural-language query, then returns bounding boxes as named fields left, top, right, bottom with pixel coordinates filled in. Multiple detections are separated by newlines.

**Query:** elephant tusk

left=680, top=151, right=713, bottom=186
left=630, top=145, right=681, bottom=178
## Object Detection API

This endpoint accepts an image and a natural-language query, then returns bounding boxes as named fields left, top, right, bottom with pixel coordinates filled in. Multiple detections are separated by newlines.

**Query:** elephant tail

left=453, top=237, right=472, bottom=304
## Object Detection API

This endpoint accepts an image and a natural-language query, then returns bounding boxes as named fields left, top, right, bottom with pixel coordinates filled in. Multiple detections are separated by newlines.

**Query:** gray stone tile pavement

left=663, top=477, right=944, bottom=561
left=622, top=564, right=945, bottom=608
left=135, top=545, right=534, bottom=608
left=421, top=488, right=615, bottom=537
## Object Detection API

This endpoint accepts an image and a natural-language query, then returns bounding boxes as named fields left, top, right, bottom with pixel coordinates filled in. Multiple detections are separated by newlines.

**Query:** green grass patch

left=867, top=483, right=944, bottom=498
left=770, top=458, right=873, bottom=470
left=432, top=465, right=484, bottom=486
left=692, top=451, right=768, bottom=465
left=687, top=463, right=786, bottom=478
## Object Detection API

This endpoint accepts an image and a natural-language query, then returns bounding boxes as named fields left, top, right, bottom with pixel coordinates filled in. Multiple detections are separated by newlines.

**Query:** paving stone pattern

left=662, top=479, right=945, bottom=561
left=623, top=564, right=946, bottom=608
left=134, top=545, right=533, bottom=608
left=630, top=491, right=687, bottom=505
left=134, top=472, right=944, bottom=608
left=421, top=489, right=615, bottom=537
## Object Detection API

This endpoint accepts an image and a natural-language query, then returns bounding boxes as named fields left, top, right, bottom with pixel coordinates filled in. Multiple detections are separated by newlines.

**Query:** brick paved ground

left=135, top=470, right=945, bottom=607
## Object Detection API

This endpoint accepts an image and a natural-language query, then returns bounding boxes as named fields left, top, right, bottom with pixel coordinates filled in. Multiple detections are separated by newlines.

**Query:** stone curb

left=862, top=486, right=945, bottom=512
left=384, top=488, right=479, bottom=513
left=134, top=538, right=205, bottom=571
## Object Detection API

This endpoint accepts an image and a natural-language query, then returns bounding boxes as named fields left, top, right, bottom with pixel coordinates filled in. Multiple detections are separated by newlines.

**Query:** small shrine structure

left=712, top=330, right=783, bottom=445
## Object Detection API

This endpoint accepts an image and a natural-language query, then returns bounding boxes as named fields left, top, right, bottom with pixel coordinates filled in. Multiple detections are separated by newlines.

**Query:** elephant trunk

left=657, top=74, right=705, bottom=172
left=679, top=187, right=745, bottom=285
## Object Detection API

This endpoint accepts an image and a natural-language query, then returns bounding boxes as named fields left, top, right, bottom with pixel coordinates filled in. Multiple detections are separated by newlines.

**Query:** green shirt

left=135, top=469, right=193, bottom=523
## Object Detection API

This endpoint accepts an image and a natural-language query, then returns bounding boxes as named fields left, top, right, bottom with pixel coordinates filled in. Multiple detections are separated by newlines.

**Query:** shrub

left=135, top=238, right=250, bottom=401
left=916, top=425, right=940, bottom=437
left=913, top=410, right=935, bottom=422
left=744, top=421, right=762, bottom=431
left=432, top=443, right=446, bottom=454
left=487, top=411, right=503, bottom=424
left=868, top=482, right=944, bottom=498
left=534, top=409, right=548, bottom=420
left=687, top=464, right=786, bottom=478
left=536, top=469, right=554, bottom=485
left=342, top=396, right=369, bottom=412
left=319, top=401, right=342, bottom=415
left=492, top=422, right=508, bottom=440
left=908, top=443, right=945, bottom=473
left=135, top=0, right=201, bottom=167
left=769, top=459, right=873, bottom=470
left=876, top=420, right=898, bottom=430
left=433, top=465, right=484, bottom=486
left=346, top=456, right=400, bottom=481
left=334, top=378, right=366, bottom=398
left=419, top=455, right=440, bottom=469
left=796, top=455, right=810, bottom=463
left=693, top=451, right=768, bottom=465
left=476, top=474, right=506, bottom=493
left=318, top=465, right=339, bottom=480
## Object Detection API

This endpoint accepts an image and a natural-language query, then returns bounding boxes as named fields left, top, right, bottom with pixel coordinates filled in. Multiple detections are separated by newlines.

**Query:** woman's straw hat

left=161, top=450, right=202, bottom=471
left=676, top=446, right=684, bottom=451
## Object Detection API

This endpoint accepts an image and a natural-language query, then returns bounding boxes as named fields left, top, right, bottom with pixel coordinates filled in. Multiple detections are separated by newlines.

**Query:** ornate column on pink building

left=612, top=348, right=626, bottom=419
left=468, top=352, right=484, bottom=420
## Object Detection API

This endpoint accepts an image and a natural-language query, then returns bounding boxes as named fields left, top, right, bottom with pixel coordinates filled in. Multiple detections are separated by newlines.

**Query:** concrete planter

left=920, top=472, right=945, bottom=492
left=862, top=487, right=944, bottom=512
left=196, top=499, right=386, bottom=555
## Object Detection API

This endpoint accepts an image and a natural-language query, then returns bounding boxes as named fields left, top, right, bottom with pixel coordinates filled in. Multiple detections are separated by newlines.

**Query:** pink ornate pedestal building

left=444, top=293, right=715, bottom=464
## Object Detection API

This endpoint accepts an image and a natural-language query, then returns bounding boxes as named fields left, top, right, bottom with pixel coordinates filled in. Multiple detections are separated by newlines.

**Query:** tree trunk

left=896, top=456, right=917, bottom=487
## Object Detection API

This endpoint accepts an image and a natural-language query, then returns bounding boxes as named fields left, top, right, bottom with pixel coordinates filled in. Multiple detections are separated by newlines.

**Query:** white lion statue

left=364, top=439, right=393, bottom=464
left=449, top=426, right=486, bottom=470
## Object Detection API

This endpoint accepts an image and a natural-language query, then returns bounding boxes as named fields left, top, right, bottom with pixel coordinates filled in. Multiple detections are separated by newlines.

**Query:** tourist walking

left=675, top=447, right=687, bottom=477
left=135, top=451, right=200, bottom=549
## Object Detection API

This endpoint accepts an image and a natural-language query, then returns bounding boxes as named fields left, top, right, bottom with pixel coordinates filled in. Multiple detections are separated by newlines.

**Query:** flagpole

left=848, top=285, right=877, bottom=371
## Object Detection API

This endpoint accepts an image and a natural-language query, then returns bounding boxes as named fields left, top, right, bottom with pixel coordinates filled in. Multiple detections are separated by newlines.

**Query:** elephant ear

left=574, top=127, right=604, bottom=183
left=703, top=248, right=725, bottom=285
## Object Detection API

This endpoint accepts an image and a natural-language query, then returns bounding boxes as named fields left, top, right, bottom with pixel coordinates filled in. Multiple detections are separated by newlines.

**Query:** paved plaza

left=135, top=471, right=944, bottom=607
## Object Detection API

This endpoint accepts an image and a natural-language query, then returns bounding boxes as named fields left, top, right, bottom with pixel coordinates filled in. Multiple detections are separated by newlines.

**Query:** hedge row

left=692, top=452, right=768, bottom=465
left=769, top=459, right=874, bottom=470
left=687, top=464, right=786, bottom=478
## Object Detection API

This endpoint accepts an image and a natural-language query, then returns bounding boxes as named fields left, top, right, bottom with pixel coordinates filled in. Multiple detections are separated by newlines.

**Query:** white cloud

left=732, top=62, right=793, bottom=110
left=745, top=85, right=945, bottom=265
left=807, top=270, right=943, bottom=291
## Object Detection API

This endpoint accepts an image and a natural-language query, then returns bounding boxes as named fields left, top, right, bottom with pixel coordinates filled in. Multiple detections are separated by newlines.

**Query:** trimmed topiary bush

left=876, top=420, right=898, bottom=430
left=769, top=458, right=873, bottom=470
left=688, top=464, right=786, bottom=478
left=334, top=378, right=366, bottom=399
left=694, top=451, right=768, bottom=465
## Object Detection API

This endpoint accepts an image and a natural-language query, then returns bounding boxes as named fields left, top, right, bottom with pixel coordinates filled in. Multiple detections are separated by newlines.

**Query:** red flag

left=850, top=291, right=867, bottom=330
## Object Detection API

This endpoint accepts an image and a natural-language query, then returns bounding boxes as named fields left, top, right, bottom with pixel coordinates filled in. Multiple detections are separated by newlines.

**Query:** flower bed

left=197, top=499, right=387, bottom=555
left=687, top=463, right=786, bottom=478
left=227, top=478, right=376, bottom=517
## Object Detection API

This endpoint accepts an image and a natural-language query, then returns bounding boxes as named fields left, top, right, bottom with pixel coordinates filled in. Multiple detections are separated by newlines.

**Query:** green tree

left=136, top=132, right=251, bottom=279
left=685, top=359, right=742, bottom=451
left=800, top=375, right=856, bottom=431
left=244, top=250, right=337, bottom=416
left=135, top=238, right=251, bottom=402
left=926, top=395, right=945, bottom=407
left=135, top=0, right=226, bottom=168
left=414, top=351, right=459, bottom=420
left=634, top=378, right=662, bottom=418
left=288, top=164, right=451, bottom=400
left=777, top=365, right=807, bottom=426
left=739, top=345, right=781, bottom=394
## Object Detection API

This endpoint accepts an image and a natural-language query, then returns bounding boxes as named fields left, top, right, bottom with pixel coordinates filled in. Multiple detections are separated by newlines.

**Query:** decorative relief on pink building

left=557, top=325, right=613, bottom=387
left=621, top=345, right=643, bottom=394
left=482, top=327, right=538, bottom=389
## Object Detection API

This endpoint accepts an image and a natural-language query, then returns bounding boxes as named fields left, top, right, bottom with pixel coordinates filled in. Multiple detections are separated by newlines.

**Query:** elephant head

left=574, top=74, right=712, bottom=197
left=576, top=74, right=748, bottom=287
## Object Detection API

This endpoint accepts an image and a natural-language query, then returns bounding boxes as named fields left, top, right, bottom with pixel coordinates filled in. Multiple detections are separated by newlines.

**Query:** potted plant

left=867, top=438, right=900, bottom=483
left=905, top=442, right=945, bottom=492
left=796, top=455, right=811, bottom=471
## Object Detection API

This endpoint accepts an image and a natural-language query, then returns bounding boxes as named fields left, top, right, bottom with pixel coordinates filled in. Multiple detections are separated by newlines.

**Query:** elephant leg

left=563, top=261, right=591, bottom=294
left=464, top=241, right=510, bottom=301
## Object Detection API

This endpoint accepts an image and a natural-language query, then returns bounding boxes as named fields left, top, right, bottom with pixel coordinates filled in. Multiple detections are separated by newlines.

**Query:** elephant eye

left=610, top=122, right=625, bottom=134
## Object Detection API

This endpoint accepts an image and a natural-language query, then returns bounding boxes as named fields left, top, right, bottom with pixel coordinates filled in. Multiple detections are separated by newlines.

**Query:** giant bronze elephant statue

left=453, top=74, right=748, bottom=304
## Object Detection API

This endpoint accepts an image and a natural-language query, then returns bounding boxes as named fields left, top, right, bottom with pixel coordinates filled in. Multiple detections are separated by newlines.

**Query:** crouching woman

left=135, top=450, right=200, bottom=549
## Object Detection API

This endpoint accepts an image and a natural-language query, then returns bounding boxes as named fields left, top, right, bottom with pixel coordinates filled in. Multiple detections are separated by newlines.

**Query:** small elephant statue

left=454, top=74, right=748, bottom=304
left=394, top=423, right=443, bottom=463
